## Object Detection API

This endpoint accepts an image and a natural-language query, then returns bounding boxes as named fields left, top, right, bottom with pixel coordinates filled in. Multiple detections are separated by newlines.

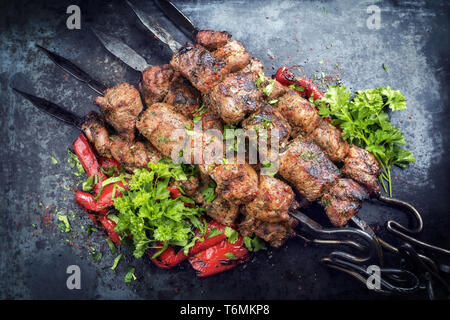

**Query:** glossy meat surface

left=308, top=119, right=349, bottom=163
left=140, top=64, right=174, bottom=107
left=206, top=195, right=239, bottom=226
left=196, top=30, right=231, bottom=49
left=342, top=145, right=381, bottom=197
left=213, top=40, right=251, bottom=73
left=208, top=72, right=262, bottom=124
left=94, top=82, right=143, bottom=141
left=321, top=178, right=369, bottom=227
left=170, top=43, right=228, bottom=93
left=279, top=137, right=340, bottom=202
left=245, top=176, right=294, bottom=223
left=137, top=103, right=192, bottom=158
left=239, top=214, right=298, bottom=248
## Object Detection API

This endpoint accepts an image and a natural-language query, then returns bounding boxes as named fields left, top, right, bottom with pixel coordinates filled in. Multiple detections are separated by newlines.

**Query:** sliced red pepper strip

left=167, top=186, right=183, bottom=199
left=149, top=219, right=230, bottom=269
left=95, top=181, right=128, bottom=211
left=73, top=133, right=104, bottom=193
left=81, top=207, right=99, bottom=225
left=275, top=66, right=324, bottom=100
left=98, top=216, right=121, bottom=245
left=189, top=235, right=252, bottom=278
left=75, top=190, right=108, bottom=215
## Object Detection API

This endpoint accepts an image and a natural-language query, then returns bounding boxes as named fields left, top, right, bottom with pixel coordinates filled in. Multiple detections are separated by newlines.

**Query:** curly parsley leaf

left=318, top=85, right=415, bottom=196
left=224, top=227, right=239, bottom=244
left=113, top=160, right=204, bottom=259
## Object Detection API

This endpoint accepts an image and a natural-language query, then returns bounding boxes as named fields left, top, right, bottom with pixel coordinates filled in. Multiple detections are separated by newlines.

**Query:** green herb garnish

left=201, top=182, right=217, bottom=204
left=225, top=252, right=236, bottom=259
left=317, top=85, right=415, bottom=196
left=57, top=214, right=71, bottom=232
left=243, top=236, right=267, bottom=252
left=111, top=253, right=123, bottom=270
left=124, top=267, right=136, bottom=282
left=208, top=227, right=223, bottom=239
left=224, top=227, right=239, bottom=244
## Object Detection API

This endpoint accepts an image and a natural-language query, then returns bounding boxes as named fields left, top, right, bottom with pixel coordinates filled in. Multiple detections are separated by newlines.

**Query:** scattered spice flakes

left=265, top=16, right=269, bottom=19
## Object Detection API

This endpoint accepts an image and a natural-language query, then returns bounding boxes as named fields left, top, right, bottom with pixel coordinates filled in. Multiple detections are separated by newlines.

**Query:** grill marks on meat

left=213, top=40, right=251, bottom=73
left=245, top=176, right=294, bottom=223
left=163, top=72, right=201, bottom=119
left=342, top=145, right=381, bottom=197
left=279, top=137, right=340, bottom=202
left=170, top=44, right=228, bottom=93
left=82, top=112, right=112, bottom=158
left=82, top=112, right=162, bottom=172
left=241, top=103, right=292, bottom=145
left=308, top=119, right=349, bottom=163
left=109, top=136, right=162, bottom=172
left=321, top=178, right=369, bottom=227
left=137, top=103, right=192, bottom=158
left=140, top=64, right=174, bottom=107
left=208, top=161, right=259, bottom=205
left=239, top=213, right=298, bottom=248
left=276, top=89, right=321, bottom=137
left=94, top=83, right=143, bottom=141
left=206, top=195, right=239, bottom=226
left=208, top=72, right=262, bottom=124
left=196, top=30, right=231, bottom=49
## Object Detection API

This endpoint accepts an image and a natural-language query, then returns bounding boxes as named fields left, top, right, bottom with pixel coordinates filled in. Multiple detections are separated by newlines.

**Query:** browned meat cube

left=170, top=175, right=200, bottom=198
left=94, top=82, right=143, bottom=141
left=208, top=161, right=258, bottom=205
left=308, top=119, right=349, bottom=163
left=208, top=72, right=262, bottom=124
left=279, top=137, right=340, bottom=202
left=196, top=30, right=231, bottom=49
left=137, top=103, right=192, bottom=158
left=206, top=195, right=239, bottom=226
left=241, top=57, right=264, bottom=74
left=82, top=112, right=111, bottom=158
left=321, top=178, right=369, bottom=227
left=342, top=145, right=381, bottom=197
left=170, top=43, right=228, bottom=93
left=109, top=136, right=162, bottom=172
left=245, top=176, right=294, bottom=223
left=276, top=89, right=321, bottom=137
left=238, top=214, right=298, bottom=248
left=139, top=64, right=175, bottom=107
left=163, top=72, right=202, bottom=119
left=213, top=40, right=251, bottom=73
left=241, top=103, right=291, bottom=145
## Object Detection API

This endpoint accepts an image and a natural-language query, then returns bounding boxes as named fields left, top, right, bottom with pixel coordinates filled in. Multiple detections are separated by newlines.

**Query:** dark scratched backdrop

left=0, top=0, right=449, bottom=299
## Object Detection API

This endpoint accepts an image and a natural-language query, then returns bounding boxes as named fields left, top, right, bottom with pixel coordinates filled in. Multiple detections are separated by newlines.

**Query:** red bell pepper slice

left=73, top=133, right=104, bottom=193
left=95, top=181, right=128, bottom=211
left=75, top=190, right=108, bottom=215
left=149, top=219, right=230, bottom=269
left=275, top=66, right=324, bottom=100
left=189, top=235, right=252, bottom=278
left=167, top=186, right=183, bottom=199
left=98, top=216, right=121, bottom=245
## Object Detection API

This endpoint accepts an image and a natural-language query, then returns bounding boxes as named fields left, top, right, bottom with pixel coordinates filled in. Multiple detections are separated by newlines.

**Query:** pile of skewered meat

left=81, top=30, right=381, bottom=248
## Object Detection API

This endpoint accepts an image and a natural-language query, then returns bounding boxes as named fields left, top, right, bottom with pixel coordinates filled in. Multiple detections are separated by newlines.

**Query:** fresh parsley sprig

left=316, top=85, right=415, bottom=196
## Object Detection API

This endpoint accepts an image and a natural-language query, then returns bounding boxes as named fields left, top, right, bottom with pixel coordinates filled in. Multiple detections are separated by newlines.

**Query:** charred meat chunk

left=308, top=119, right=349, bottom=163
left=109, top=136, right=162, bottom=172
left=279, top=137, right=340, bottom=202
left=94, top=83, right=143, bottom=141
left=82, top=112, right=112, bottom=158
left=140, top=64, right=175, bottom=107
left=208, top=72, right=262, bottom=124
left=170, top=43, right=228, bottom=93
left=213, top=40, right=251, bottom=73
left=321, top=178, right=369, bottom=227
left=342, top=145, right=381, bottom=197
left=208, top=161, right=259, bottom=205
left=245, top=176, right=294, bottom=223
left=241, top=103, right=291, bottom=145
left=196, top=30, right=231, bottom=49
left=206, top=195, right=239, bottom=226
left=239, top=214, right=298, bottom=248
left=276, top=89, right=321, bottom=137
left=163, top=72, right=202, bottom=119
left=137, top=103, right=192, bottom=158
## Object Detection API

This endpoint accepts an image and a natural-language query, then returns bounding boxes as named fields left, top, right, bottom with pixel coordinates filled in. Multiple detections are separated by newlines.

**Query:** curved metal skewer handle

left=379, top=196, right=450, bottom=256
left=321, top=255, right=421, bottom=295
left=291, top=211, right=383, bottom=265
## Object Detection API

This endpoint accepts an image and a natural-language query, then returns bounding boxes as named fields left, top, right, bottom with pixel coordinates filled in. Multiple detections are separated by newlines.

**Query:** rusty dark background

left=0, top=0, right=449, bottom=299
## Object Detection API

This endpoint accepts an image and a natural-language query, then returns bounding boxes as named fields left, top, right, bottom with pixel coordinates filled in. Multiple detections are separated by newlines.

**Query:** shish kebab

left=30, top=1, right=419, bottom=252
left=20, top=36, right=380, bottom=252
left=37, top=31, right=376, bottom=248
